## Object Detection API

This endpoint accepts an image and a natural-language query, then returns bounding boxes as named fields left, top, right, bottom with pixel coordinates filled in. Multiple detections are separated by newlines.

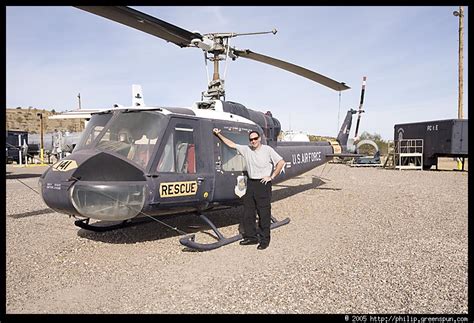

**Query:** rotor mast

left=202, top=30, right=278, bottom=100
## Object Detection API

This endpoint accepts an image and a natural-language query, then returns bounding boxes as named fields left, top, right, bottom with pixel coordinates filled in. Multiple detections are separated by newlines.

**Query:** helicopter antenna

left=74, top=6, right=351, bottom=101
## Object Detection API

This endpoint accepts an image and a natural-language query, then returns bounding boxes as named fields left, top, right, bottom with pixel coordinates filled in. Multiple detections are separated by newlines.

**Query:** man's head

left=249, top=130, right=261, bottom=149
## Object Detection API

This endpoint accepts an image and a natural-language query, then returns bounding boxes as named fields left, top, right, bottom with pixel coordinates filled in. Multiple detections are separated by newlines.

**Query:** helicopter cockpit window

left=157, top=124, right=196, bottom=174
left=157, top=133, right=175, bottom=172
left=91, top=111, right=165, bottom=168
left=221, top=130, right=248, bottom=172
left=75, top=113, right=113, bottom=151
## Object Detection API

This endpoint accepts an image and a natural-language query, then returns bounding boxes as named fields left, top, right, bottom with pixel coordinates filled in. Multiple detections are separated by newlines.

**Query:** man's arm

left=213, top=128, right=236, bottom=149
left=271, top=159, right=286, bottom=180
left=261, top=159, right=285, bottom=184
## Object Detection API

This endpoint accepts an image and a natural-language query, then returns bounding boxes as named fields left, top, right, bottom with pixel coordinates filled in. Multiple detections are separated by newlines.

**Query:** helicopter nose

left=40, top=151, right=148, bottom=221
left=39, top=159, right=81, bottom=216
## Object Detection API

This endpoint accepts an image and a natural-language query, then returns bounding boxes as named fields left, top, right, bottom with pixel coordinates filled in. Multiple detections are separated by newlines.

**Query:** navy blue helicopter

left=39, top=6, right=360, bottom=250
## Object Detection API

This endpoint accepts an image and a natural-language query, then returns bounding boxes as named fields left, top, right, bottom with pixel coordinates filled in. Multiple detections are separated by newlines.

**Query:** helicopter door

left=152, top=118, right=212, bottom=210
left=212, top=122, right=258, bottom=202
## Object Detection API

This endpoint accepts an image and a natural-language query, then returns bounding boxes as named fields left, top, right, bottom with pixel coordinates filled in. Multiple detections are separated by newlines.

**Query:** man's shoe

left=257, top=243, right=269, bottom=250
left=239, top=238, right=258, bottom=245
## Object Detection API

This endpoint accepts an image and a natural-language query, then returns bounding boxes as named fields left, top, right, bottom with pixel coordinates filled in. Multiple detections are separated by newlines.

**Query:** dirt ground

left=5, top=161, right=468, bottom=314
left=435, top=157, right=468, bottom=171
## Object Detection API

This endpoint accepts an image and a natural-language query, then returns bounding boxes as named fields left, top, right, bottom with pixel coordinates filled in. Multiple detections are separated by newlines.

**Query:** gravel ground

left=6, top=162, right=468, bottom=314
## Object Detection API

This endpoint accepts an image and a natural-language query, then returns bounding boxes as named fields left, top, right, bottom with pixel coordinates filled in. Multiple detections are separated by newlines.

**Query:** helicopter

left=39, top=6, right=362, bottom=251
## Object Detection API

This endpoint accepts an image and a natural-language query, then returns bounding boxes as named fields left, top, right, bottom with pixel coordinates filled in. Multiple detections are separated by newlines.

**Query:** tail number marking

left=52, top=159, right=78, bottom=172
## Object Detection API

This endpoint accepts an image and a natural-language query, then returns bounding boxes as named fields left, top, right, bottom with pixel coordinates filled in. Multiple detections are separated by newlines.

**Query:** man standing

left=213, top=128, right=285, bottom=250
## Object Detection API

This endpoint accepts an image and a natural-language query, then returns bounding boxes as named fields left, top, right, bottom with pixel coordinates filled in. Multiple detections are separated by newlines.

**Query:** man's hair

left=249, top=130, right=260, bottom=138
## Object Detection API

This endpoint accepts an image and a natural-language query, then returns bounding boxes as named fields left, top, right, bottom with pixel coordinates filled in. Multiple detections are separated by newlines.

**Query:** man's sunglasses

left=249, top=137, right=259, bottom=142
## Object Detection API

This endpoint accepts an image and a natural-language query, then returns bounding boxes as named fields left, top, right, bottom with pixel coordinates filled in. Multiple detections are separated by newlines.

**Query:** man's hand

left=213, top=128, right=236, bottom=149
left=260, top=176, right=272, bottom=185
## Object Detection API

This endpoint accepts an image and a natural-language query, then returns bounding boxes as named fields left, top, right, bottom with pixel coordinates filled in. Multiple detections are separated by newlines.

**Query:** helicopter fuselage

left=39, top=101, right=339, bottom=223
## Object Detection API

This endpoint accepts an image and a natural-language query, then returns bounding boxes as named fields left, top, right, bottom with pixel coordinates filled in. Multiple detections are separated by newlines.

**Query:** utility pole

left=453, top=7, right=464, bottom=170
left=78, top=93, right=82, bottom=110
left=453, top=6, right=464, bottom=119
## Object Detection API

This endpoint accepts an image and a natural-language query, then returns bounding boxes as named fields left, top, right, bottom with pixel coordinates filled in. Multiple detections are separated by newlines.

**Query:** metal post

left=78, top=93, right=82, bottom=110
left=18, top=134, right=22, bottom=166
left=24, top=139, right=28, bottom=166
left=37, top=113, right=44, bottom=164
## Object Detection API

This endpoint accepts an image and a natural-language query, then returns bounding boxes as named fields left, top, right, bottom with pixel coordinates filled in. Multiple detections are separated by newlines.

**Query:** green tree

left=360, top=131, right=382, bottom=141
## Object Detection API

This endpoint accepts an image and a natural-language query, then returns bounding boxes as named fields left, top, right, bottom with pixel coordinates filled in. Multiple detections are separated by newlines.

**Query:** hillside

left=6, top=107, right=85, bottom=134
left=6, top=107, right=337, bottom=143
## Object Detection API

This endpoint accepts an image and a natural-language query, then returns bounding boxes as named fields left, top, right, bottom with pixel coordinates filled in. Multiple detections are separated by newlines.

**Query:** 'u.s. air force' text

left=292, top=152, right=322, bottom=165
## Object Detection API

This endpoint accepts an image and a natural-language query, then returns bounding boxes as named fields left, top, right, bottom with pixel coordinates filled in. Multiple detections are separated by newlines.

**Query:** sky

left=6, top=6, right=468, bottom=140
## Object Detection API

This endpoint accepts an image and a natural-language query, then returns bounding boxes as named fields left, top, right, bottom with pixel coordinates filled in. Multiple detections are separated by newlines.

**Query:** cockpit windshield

left=75, top=113, right=113, bottom=151
left=75, top=110, right=167, bottom=168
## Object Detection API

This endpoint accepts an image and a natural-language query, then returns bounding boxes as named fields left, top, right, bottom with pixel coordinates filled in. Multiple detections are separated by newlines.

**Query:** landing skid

left=179, top=213, right=290, bottom=251
left=74, top=218, right=136, bottom=232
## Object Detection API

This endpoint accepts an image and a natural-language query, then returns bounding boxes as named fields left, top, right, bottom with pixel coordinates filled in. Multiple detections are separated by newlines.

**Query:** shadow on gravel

left=272, top=176, right=340, bottom=202
left=77, top=208, right=244, bottom=244
left=430, top=169, right=468, bottom=173
left=77, top=176, right=330, bottom=245
left=6, top=173, right=42, bottom=179
left=8, top=208, right=54, bottom=219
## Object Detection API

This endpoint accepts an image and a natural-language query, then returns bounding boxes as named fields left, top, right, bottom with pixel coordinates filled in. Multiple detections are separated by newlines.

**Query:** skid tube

left=179, top=213, right=290, bottom=251
left=74, top=218, right=137, bottom=232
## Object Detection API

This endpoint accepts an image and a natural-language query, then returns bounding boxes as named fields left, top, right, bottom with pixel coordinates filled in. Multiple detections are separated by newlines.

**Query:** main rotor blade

left=74, top=6, right=202, bottom=48
left=233, top=49, right=350, bottom=91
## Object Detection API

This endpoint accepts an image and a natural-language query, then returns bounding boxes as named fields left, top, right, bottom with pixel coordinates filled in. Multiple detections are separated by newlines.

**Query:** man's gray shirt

left=235, top=144, right=283, bottom=179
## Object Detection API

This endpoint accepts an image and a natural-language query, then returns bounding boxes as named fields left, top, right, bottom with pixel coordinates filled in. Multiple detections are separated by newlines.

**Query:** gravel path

left=6, top=163, right=468, bottom=313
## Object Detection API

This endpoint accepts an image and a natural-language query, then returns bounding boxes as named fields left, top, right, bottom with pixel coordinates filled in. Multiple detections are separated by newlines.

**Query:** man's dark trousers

left=242, top=178, right=272, bottom=245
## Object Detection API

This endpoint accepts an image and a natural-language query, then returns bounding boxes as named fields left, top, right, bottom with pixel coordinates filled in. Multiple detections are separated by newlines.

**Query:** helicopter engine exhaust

left=221, top=101, right=281, bottom=145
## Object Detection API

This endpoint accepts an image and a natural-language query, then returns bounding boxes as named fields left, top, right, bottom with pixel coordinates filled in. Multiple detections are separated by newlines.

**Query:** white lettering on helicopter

left=46, top=183, right=62, bottom=190
left=291, top=152, right=322, bottom=165
left=160, top=181, right=198, bottom=198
